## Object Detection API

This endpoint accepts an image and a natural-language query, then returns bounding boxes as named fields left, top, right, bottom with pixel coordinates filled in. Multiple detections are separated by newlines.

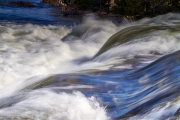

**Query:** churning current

left=1, top=1, right=180, bottom=120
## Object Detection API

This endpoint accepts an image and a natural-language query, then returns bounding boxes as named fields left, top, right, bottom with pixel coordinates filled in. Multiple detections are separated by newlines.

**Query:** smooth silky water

left=1, top=1, right=180, bottom=120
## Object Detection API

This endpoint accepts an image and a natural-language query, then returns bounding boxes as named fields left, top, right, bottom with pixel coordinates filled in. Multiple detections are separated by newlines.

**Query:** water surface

left=0, top=1, right=180, bottom=120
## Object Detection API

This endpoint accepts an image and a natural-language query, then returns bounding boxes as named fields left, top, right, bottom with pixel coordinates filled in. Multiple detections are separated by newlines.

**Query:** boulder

left=42, top=0, right=66, bottom=7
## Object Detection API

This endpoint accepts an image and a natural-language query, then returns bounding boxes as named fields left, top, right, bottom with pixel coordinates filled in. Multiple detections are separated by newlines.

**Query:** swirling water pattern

left=1, top=1, right=180, bottom=120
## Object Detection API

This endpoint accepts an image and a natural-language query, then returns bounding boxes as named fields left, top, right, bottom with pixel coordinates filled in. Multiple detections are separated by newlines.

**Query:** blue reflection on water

left=0, top=0, right=80, bottom=25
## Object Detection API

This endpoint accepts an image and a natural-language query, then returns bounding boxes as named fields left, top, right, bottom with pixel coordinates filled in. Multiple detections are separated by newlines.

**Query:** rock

left=174, top=108, right=180, bottom=116
left=42, top=0, right=81, bottom=16
left=42, top=0, right=66, bottom=7
left=9, top=1, right=35, bottom=7
left=61, top=5, right=80, bottom=16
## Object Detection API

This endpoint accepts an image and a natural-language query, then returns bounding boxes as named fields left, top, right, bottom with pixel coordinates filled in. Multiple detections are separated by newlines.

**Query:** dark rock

left=174, top=108, right=180, bottom=116
left=9, top=1, right=35, bottom=7
left=42, top=0, right=80, bottom=16
left=61, top=5, right=80, bottom=17
left=42, top=0, right=65, bottom=7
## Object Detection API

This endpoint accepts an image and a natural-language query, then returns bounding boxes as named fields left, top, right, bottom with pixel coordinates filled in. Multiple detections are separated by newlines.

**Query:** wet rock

left=174, top=108, right=180, bottom=116
left=42, top=0, right=80, bottom=16
left=62, top=5, right=80, bottom=17
left=42, top=0, right=66, bottom=7
left=9, top=1, right=35, bottom=7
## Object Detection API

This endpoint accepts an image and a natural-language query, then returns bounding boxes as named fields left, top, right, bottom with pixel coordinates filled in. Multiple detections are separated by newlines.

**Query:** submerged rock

left=9, top=1, right=35, bottom=7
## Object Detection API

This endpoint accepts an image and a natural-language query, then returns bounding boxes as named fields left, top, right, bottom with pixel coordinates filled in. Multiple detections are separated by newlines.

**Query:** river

left=0, top=0, right=180, bottom=120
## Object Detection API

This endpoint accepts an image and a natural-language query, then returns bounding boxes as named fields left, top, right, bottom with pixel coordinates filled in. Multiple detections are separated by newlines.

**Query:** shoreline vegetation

left=41, top=0, right=180, bottom=20
left=8, top=0, right=180, bottom=20
left=41, top=0, right=124, bottom=18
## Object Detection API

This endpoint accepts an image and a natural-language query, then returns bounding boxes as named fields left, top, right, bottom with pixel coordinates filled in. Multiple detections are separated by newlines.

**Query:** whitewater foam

left=0, top=17, right=117, bottom=96
left=0, top=90, right=109, bottom=120
left=2, top=13, right=180, bottom=120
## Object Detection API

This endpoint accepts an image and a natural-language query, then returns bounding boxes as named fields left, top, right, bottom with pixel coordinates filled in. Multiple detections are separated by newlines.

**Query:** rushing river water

left=1, top=0, right=180, bottom=120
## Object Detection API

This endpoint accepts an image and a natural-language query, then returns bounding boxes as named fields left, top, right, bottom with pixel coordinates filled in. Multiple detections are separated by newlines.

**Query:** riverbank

left=41, top=0, right=180, bottom=21
left=41, top=0, right=147, bottom=21
left=41, top=0, right=117, bottom=17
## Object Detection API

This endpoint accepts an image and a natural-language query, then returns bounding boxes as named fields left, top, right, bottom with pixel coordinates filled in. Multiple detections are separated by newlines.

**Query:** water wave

left=1, top=13, right=180, bottom=120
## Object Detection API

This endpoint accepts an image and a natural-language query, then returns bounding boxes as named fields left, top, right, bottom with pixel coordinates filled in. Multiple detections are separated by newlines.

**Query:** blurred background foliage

left=51, top=0, right=180, bottom=18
